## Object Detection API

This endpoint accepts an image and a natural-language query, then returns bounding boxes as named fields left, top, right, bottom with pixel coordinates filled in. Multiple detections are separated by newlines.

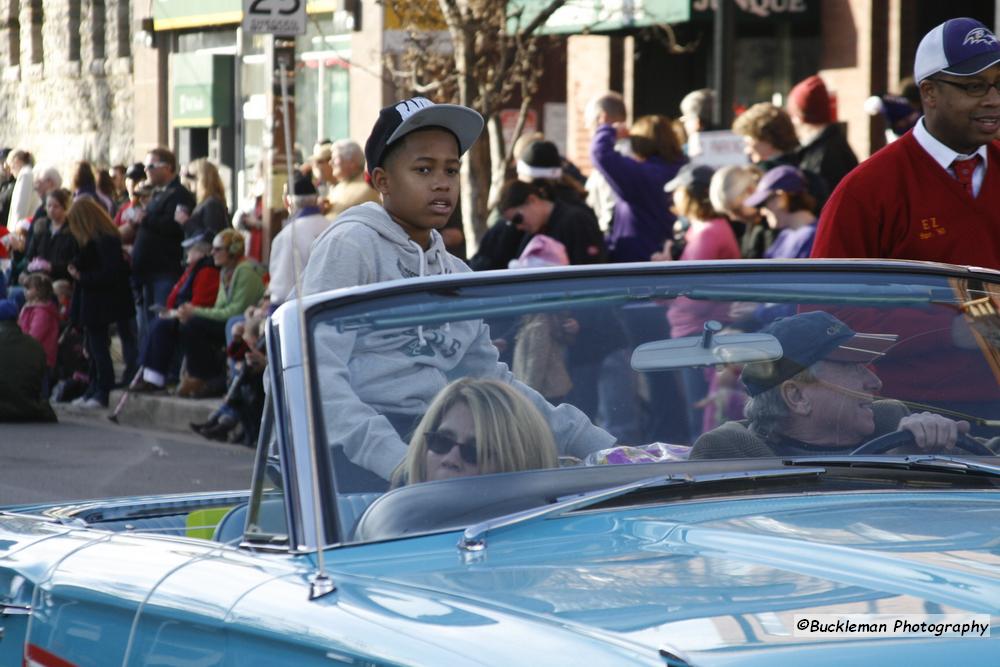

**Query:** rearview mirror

left=631, top=323, right=782, bottom=371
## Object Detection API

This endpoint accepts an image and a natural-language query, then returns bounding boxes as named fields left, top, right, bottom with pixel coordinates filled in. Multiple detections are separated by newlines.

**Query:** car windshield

left=308, top=264, right=1000, bottom=542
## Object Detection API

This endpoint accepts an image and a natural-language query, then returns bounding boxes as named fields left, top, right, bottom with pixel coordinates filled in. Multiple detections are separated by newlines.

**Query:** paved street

left=0, top=415, right=254, bottom=506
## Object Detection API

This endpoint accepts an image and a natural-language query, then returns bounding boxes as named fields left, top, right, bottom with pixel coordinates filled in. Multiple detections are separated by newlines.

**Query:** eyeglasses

left=424, top=430, right=477, bottom=465
left=183, top=172, right=196, bottom=180
left=210, top=246, right=226, bottom=253
left=930, top=77, right=1000, bottom=98
left=144, top=162, right=166, bottom=170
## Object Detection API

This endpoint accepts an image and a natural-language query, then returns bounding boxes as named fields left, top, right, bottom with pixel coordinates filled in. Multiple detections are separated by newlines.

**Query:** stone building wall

left=0, top=0, right=136, bottom=178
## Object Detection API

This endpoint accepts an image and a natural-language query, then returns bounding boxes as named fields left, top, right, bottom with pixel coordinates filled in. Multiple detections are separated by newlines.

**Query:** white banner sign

left=243, top=0, right=307, bottom=35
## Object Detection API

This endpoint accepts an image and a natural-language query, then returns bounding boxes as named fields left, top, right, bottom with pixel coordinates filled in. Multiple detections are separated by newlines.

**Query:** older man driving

left=691, top=311, right=977, bottom=458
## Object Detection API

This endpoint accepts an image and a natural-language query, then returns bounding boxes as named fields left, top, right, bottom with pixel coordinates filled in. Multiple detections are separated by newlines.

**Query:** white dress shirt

left=912, top=117, right=988, bottom=197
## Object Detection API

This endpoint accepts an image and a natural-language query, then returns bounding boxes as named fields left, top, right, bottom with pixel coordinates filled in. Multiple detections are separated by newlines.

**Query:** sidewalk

left=55, top=389, right=222, bottom=436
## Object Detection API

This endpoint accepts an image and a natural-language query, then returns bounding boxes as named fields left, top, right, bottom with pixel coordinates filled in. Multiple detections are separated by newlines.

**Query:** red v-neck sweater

left=811, top=132, right=1000, bottom=402
left=812, top=131, right=1000, bottom=269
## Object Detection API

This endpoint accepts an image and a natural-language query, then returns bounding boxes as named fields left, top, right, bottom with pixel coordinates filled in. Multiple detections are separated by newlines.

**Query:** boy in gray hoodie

left=301, top=97, right=615, bottom=485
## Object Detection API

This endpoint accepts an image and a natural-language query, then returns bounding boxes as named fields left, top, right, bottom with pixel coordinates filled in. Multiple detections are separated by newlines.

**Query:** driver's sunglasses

left=931, top=77, right=1000, bottom=98
left=424, top=431, right=478, bottom=464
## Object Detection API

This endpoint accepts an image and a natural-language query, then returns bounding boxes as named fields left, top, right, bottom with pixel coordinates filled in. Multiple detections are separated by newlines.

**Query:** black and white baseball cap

left=914, top=18, right=1000, bottom=84
left=364, top=97, right=484, bottom=176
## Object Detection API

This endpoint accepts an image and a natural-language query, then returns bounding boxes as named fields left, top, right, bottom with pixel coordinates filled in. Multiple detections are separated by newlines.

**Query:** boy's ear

left=371, top=166, right=390, bottom=195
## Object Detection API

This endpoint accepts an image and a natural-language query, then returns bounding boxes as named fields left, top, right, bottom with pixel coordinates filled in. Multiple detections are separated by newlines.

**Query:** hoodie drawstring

left=411, top=239, right=428, bottom=347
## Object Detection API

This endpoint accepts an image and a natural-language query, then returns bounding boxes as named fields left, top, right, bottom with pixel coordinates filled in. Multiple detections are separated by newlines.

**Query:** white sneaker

left=78, top=398, right=106, bottom=410
left=70, top=395, right=89, bottom=407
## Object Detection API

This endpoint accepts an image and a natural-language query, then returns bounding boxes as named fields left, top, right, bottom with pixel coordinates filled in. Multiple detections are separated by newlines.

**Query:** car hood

left=329, top=490, right=1000, bottom=664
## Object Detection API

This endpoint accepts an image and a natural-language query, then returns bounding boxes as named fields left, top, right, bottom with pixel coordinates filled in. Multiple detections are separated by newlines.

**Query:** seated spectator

left=173, top=229, right=265, bottom=397
left=190, top=308, right=268, bottom=445
left=0, top=298, right=56, bottom=421
left=392, top=378, right=559, bottom=486
left=743, top=165, right=818, bottom=259
left=18, top=273, right=59, bottom=375
left=177, top=158, right=229, bottom=242
left=134, top=232, right=221, bottom=392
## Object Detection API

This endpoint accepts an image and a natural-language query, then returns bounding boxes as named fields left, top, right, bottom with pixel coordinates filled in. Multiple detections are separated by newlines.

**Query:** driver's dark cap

left=364, top=97, right=484, bottom=176
left=740, top=311, right=898, bottom=396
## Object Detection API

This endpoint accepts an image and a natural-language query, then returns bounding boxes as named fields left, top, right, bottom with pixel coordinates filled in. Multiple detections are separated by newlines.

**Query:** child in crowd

left=18, top=273, right=59, bottom=377
left=52, top=279, right=73, bottom=322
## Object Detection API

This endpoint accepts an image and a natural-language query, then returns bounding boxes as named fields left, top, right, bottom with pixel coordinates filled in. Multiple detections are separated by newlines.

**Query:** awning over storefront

left=152, top=0, right=337, bottom=31
left=171, top=53, right=235, bottom=127
left=508, top=0, right=689, bottom=34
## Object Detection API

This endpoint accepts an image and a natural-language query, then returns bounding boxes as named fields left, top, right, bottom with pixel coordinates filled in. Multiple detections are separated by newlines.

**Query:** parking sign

left=243, top=0, right=307, bottom=35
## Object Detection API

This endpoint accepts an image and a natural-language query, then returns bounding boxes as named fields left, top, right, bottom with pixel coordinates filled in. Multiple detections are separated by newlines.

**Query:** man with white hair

left=6, top=150, right=39, bottom=232
left=267, top=174, right=331, bottom=304
left=326, top=139, right=379, bottom=219
left=31, top=166, right=61, bottom=219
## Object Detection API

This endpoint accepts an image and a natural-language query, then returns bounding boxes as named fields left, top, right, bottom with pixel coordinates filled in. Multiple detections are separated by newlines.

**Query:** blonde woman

left=65, top=198, right=135, bottom=408
left=393, top=378, right=558, bottom=487
left=178, top=158, right=229, bottom=241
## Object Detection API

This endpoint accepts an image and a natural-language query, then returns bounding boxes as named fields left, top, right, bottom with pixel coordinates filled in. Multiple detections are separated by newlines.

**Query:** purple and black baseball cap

left=364, top=97, right=484, bottom=176
left=743, top=165, right=807, bottom=208
left=914, top=18, right=1000, bottom=84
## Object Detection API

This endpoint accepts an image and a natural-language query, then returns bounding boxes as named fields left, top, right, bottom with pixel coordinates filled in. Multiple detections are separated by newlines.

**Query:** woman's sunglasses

left=424, top=431, right=477, bottom=465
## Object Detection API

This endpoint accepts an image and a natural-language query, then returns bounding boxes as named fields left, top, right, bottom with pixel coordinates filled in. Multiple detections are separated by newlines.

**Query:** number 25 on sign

left=243, top=0, right=307, bottom=35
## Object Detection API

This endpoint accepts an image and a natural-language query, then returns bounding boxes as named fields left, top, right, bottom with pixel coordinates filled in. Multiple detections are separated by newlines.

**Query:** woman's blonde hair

left=629, top=114, right=683, bottom=163
left=395, top=378, right=558, bottom=486
left=66, top=197, right=119, bottom=246
left=188, top=158, right=227, bottom=205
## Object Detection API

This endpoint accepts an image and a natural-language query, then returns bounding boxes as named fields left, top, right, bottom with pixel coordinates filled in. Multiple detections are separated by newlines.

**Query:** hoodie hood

left=302, top=202, right=467, bottom=299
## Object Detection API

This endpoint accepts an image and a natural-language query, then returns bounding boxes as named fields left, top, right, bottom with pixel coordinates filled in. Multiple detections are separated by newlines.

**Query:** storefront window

left=295, top=14, right=352, bottom=154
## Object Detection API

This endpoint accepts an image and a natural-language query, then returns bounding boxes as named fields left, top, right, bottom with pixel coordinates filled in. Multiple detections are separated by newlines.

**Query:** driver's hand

left=898, top=412, right=970, bottom=452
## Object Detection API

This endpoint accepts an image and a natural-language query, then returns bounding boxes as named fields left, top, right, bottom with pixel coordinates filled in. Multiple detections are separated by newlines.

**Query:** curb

left=55, top=390, right=223, bottom=435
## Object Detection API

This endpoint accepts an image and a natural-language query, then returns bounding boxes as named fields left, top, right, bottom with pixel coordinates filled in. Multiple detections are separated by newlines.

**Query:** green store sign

left=171, top=53, right=235, bottom=127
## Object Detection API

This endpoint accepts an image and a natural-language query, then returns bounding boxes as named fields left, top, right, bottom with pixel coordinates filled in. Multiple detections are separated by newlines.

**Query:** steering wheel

left=850, top=429, right=994, bottom=456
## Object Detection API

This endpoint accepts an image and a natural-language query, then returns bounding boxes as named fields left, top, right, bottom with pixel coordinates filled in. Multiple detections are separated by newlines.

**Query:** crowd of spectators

left=2, top=16, right=998, bottom=452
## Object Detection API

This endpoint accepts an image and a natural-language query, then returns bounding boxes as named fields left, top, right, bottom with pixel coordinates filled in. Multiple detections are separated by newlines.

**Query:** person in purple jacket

left=743, top=165, right=818, bottom=259
left=590, top=114, right=687, bottom=263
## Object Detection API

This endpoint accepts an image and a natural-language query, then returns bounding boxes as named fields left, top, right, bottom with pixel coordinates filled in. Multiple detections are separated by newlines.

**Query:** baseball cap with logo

left=914, top=17, right=1000, bottom=84
left=364, top=97, right=484, bottom=176
left=740, top=311, right=899, bottom=396
left=743, top=165, right=808, bottom=208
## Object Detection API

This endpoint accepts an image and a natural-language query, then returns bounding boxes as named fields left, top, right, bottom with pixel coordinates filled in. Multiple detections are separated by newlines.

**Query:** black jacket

left=71, top=234, right=135, bottom=328
left=132, top=176, right=195, bottom=278
left=795, top=124, right=859, bottom=194
left=25, top=219, right=79, bottom=282
left=0, top=321, right=57, bottom=422
left=184, top=196, right=229, bottom=242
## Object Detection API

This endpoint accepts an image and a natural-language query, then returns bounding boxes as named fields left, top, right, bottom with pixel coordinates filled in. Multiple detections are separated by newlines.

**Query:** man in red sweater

left=812, top=17, right=1000, bottom=268
left=810, top=18, right=1000, bottom=415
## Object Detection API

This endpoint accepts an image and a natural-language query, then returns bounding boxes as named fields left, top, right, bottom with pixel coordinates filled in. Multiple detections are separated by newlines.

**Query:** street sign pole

left=242, top=0, right=306, bottom=263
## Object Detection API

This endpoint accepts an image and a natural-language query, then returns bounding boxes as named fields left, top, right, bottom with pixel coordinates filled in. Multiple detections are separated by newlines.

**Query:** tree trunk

left=461, top=132, right=492, bottom=255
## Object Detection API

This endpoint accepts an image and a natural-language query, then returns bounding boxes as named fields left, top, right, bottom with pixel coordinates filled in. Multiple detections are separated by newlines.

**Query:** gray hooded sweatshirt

left=302, top=202, right=615, bottom=480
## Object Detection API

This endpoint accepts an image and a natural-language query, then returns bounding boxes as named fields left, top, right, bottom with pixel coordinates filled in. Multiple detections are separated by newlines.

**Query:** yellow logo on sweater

left=919, top=217, right=946, bottom=240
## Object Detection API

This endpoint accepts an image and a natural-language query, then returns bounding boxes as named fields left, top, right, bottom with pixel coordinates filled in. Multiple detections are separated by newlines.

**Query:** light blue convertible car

left=1, top=260, right=999, bottom=666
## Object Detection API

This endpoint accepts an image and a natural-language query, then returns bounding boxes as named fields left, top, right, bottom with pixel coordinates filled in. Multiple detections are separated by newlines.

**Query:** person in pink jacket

left=18, top=272, right=59, bottom=374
